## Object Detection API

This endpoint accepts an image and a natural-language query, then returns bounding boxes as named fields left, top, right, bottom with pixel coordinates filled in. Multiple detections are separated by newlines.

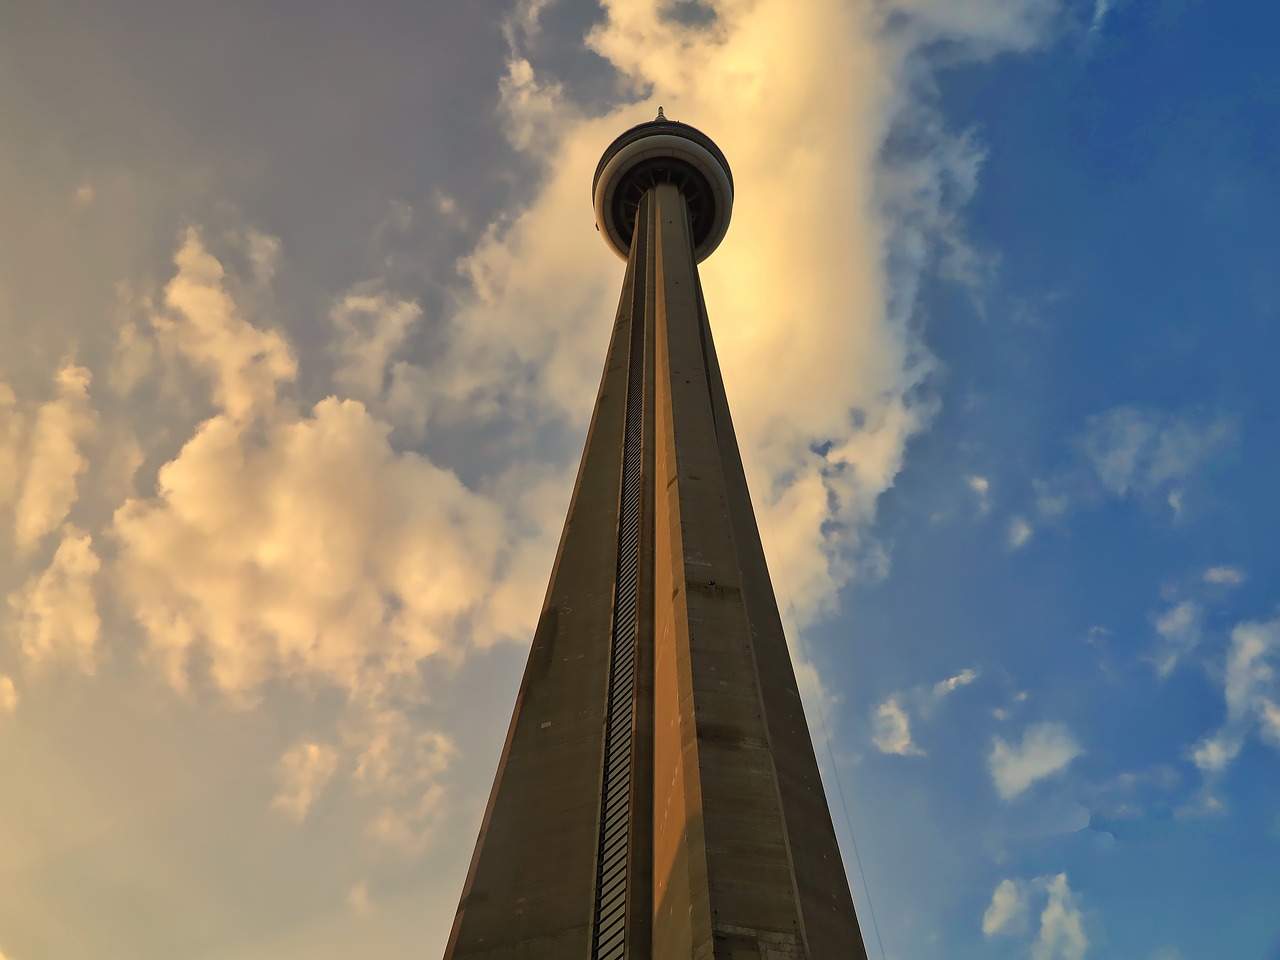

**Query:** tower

left=444, top=114, right=868, bottom=960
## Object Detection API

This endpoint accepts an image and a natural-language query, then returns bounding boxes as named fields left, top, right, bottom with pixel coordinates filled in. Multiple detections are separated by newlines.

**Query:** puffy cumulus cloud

left=7, top=526, right=101, bottom=675
left=420, top=0, right=1065, bottom=624
left=985, top=873, right=1088, bottom=960
left=1189, top=617, right=1280, bottom=777
left=111, top=396, right=518, bottom=697
left=989, top=722, right=1083, bottom=800
left=150, top=227, right=296, bottom=422
left=1034, top=873, right=1088, bottom=960
left=872, top=696, right=923, bottom=756
left=0, top=675, right=17, bottom=714
left=271, top=741, right=339, bottom=822
left=983, top=877, right=1029, bottom=936
left=109, top=235, right=554, bottom=701
left=0, top=365, right=98, bottom=552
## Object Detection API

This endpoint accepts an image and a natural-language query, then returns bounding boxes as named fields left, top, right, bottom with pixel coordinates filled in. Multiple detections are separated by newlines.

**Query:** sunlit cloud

left=872, top=696, right=924, bottom=756
left=989, top=722, right=1083, bottom=800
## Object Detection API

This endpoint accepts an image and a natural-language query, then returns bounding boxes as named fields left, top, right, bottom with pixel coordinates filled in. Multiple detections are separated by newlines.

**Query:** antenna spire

left=656, top=105, right=667, bottom=121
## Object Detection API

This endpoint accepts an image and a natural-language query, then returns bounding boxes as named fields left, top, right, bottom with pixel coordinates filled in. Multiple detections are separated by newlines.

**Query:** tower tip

left=656, top=106, right=667, bottom=121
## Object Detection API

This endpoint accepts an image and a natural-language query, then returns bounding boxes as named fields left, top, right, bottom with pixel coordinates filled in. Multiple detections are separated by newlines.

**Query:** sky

left=0, top=1, right=1277, bottom=959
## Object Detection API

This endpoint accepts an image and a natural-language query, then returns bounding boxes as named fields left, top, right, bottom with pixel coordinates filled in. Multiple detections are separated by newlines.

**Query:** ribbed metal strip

left=592, top=220, right=647, bottom=960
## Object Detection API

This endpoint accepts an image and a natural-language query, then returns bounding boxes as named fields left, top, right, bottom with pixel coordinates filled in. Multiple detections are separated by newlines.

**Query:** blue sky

left=0, top=2, right=1276, bottom=959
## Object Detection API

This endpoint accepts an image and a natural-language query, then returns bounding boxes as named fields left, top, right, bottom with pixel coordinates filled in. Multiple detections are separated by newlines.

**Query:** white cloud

left=272, top=741, right=339, bottom=822
left=7, top=526, right=101, bottom=674
left=1189, top=617, right=1280, bottom=776
left=329, top=293, right=423, bottom=407
left=0, top=675, right=17, bottom=714
left=8, top=365, right=98, bottom=552
left=1008, top=516, right=1033, bottom=549
left=967, top=474, right=991, bottom=512
left=983, top=873, right=1088, bottom=959
left=1152, top=600, right=1201, bottom=678
left=1089, top=0, right=1111, bottom=32
left=983, top=878, right=1029, bottom=936
left=151, top=227, right=296, bottom=422
left=1033, top=873, right=1088, bottom=960
left=989, top=722, right=1083, bottom=799
left=1079, top=406, right=1234, bottom=501
left=109, top=234, right=555, bottom=700
left=872, top=697, right=924, bottom=756
left=933, top=667, right=979, bottom=698
left=1203, top=565, right=1244, bottom=586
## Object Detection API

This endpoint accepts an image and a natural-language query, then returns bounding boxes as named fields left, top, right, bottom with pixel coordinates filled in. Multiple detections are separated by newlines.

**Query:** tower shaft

left=445, top=183, right=866, bottom=959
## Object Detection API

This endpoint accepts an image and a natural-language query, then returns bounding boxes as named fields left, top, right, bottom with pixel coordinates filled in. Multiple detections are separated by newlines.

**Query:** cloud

left=151, top=227, right=296, bottom=422
left=873, top=667, right=979, bottom=753
left=989, top=722, right=1083, bottom=799
left=1189, top=617, right=1280, bottom=776
left=933, top=667, right=979, bottom=698
left=1008, top=516, right=1033, bottom=549
left=1203, top=565, right=1244, bottom=586
left=1089, top=0, right=1111, bottom=32
left=3, top=364, right=98, bottom=552
left=109, top=232, right=555, bottom=700
left=7, top=526, right=101, bottom=674
left=982, top=873, right=1088, bottom=959
left=1151, top=600, right=1202, bottom=678
left=872, top=697, right=924, bottom=756
left=983, top=877, right=1029, bottom=936
left=1033, top=873, right=1088, bottom=960
left=967, top=475, right=991, bottom=513
left=1021, top=406, right=1236, bottom=539
left=347, top=708, right=456, bottom=852
left=1079, top=406, right=1234, bottom=502
left=271, top=741, right=339, bottom=822
left=347, top=879, right=372, bottom=918
left=0, top=676, right=17, bottom=714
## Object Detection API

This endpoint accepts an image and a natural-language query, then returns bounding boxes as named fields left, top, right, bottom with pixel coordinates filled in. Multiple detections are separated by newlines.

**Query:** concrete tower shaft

left=444, top=119, right=867, bottom=960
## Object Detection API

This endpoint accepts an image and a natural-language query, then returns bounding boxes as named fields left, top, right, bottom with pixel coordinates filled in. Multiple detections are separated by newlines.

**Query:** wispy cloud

left=1012, top=406, right=1236, bottom=544
left=989, top=722, right=1083, bottom=800
left=872, top=667, right=980, bottom=754
left=872, top=697, right=925, bottom=756
left=0, top=676, right=17, bottom=715
left=1189, top=617, right=1280, bottom=777
left=272, top=741, right=339, bottom=822
left=1151, top=600, right=1202, bottom=679
left=1203, top=565, right=1244, bottom=586
left=1009, top=516, right=1033, bottom=549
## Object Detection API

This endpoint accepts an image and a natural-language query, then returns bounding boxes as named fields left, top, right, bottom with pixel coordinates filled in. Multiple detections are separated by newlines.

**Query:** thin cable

left=749, top=459, right=888, bottom=960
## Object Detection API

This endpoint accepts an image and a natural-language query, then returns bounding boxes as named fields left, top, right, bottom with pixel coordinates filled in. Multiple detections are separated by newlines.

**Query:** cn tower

left=444, top=111, right=868, bottom=960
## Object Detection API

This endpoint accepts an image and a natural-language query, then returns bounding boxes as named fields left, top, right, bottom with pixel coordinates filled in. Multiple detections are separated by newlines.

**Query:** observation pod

left=593, top=107, right=734, bottom=262
left=444, top=111, right=867, bottom=960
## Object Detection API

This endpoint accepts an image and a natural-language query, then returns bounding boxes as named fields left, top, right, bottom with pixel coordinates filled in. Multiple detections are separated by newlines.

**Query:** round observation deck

left=592, top=109, right=733, bottom=263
